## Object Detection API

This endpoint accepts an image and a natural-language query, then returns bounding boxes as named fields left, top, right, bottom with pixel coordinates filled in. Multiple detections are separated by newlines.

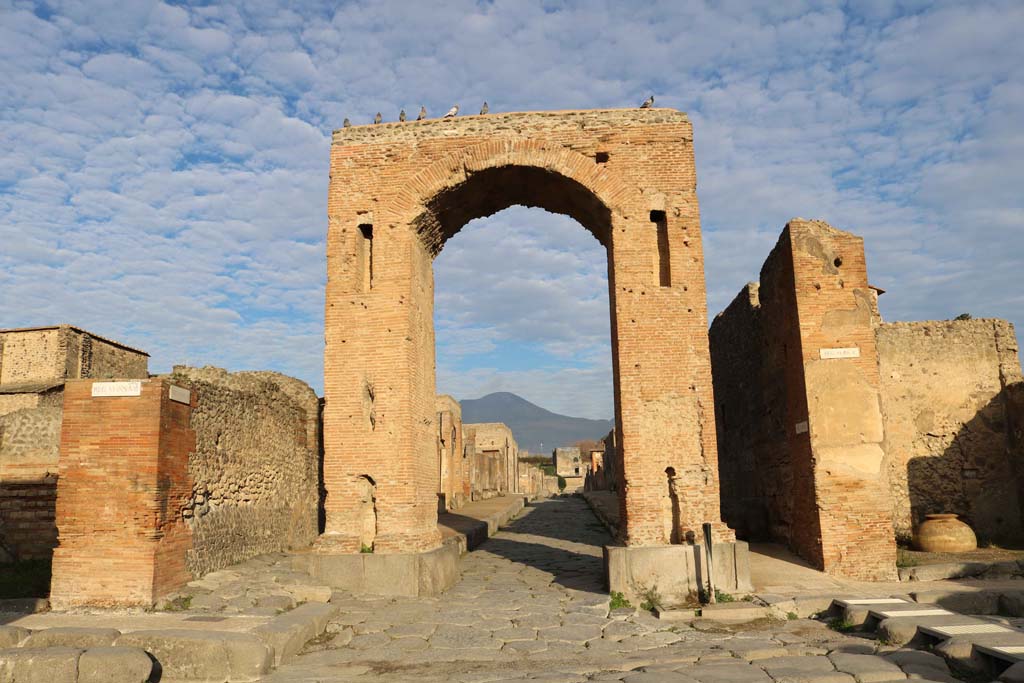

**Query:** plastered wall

left=877, top=319, right=1023, bottom=542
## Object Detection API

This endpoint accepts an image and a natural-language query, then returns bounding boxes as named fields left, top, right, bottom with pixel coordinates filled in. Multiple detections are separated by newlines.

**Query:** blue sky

left=1, top=1, right=1021, bottom=420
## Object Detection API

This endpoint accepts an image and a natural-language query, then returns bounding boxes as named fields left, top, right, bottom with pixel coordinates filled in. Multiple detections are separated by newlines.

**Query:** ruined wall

left=0, top=407, right=61, bottom=560
left=0, top=329, right=62, bottom=385
left=170, top=366, right=320, bottom=577
left=554, top=447, right=582, bottom=477
left=711, top=219, right=896, bottom=580
left=464, top=422, right=517, bottom=500
left=0, top=327, right=148, bottom=386
left=876, top=319, right=1024, bottom=542
left=435, top=395, right=464, bottom=510
left=711, top=283, right=792, bottom=541
left=51, top=368, right=321, bottom=607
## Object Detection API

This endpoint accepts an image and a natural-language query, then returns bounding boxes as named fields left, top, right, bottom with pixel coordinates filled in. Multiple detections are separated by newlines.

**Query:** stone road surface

left=266, top=496, right=965, bottom=682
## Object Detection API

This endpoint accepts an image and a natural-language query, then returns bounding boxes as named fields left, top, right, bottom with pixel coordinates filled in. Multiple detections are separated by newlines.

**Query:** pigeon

left=417, top=105, right=426, bottom=120
left=640, top=95, right=654, bottom=109
left=343, top=118, right=351, bottom=128
left=399, top=109, right=406, bottom=122
left=374, top=112, right=382, bottom=124
left=479, top=101, right=489, bottom=115
left=443, top=105, right=459, bottom=118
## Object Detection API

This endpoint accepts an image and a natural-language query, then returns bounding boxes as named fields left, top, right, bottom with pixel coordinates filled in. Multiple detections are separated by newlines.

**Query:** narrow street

left=268, top=496, right=957, bottom=682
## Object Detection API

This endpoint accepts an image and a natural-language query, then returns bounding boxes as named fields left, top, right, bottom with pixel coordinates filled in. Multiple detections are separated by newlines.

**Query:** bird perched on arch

left=479, top=101, right=489, bottom=115
left=640, top=95, right=654, bottom=109
left=343, top=118, right=351, bottom=128
left=417, top=105, right=426, bottom=120
left=399, top=109, right=406, bottom=122
left=443, top=105, right=459, bottom=118
left=374, top=112, right=382, bottom=124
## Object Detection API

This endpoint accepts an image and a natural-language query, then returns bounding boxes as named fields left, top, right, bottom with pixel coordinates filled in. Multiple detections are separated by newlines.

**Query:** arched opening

left=413, top=165, right=614, bottom=255
left=432, top=193, right=618, bottom=588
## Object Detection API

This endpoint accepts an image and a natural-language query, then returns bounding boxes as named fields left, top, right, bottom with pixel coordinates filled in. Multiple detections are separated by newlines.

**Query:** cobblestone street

left=267, top=497, right=963, bottom=682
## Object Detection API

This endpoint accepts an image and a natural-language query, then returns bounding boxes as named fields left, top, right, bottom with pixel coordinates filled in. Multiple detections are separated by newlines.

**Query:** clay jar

left=913, top=514, right=977, bottom=553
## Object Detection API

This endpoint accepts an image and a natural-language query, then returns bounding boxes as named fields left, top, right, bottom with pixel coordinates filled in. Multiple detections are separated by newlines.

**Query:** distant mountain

left=459, top=392, right=613, bottom=455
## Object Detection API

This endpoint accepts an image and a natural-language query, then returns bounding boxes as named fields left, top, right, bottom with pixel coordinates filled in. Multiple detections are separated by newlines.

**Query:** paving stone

left=677, top=660, right=773, bottom=682
left=828, top=653, right=904, bottom=682
left=727, top=639, right=788, bottom=660
left=347, top=632, right=392, bottom=650
left=431, top=624, right=499, bottom=649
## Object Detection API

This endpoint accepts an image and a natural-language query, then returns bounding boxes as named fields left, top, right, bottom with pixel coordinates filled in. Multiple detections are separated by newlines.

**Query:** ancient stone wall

left=51, top=368, right=320, bottom=607
left=0, top=327, right=148, bottom=387
left=710, top=283, right=791, bottom=541
left=0, top=407, right=61, bottom=561
left=169, top=366, right=320, bottom=577
left=464, top=422, right=517, bottom=500
left=876, top=319, right=1024, bottom=542
left=711, top=219, right=896, bottom=580
left=435, top=395, right=464, bottom=510
left=0, top=329, right=62, bottom=385
left=554, top=447, right=582, bottom=477
left=323, top=109, right=732, bottom=554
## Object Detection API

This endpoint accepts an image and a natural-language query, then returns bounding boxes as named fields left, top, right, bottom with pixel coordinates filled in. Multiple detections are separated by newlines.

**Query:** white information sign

left=169, top=385, right=191, bottom=405
left=91, top=381, right=141, bottom=397
left=795, top=421, right=809, bottom=434
left=820, top=347, right=860, bottom=360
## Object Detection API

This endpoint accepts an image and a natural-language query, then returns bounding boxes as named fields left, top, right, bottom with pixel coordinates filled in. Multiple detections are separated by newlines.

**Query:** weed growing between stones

left=609, top=591, right=632, bottom=610
left=639, top=585, right=662, bottom=612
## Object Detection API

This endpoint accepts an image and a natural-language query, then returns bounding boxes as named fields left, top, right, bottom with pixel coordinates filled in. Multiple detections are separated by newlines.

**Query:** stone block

left=698, top=603, right=770, bottom=623
left=0, top=646, right=81, bottom=683
left=911, top=589, right=999, bottom=614
left=24, top=627, right=121, bottom=649
left=77, top=647, right=153, bottom=683
left=115, top=629, right=272, bottom=682
left=1000, top=591, right=1024, bottom=617
left=282, top=583, right=332, bottom=604
left=309, top=541, right=460, bottom=597
left=876, top=617, right=919, bottom=645
left=605, top=544, right=700, bottom=607
left=0, top=626, right=28, bottom=649
left=255, top=602, right=340, bottom=665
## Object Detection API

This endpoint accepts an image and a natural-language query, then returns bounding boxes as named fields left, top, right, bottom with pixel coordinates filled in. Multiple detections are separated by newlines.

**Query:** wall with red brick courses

left=50, top=378, right=194, bottom=608
left=712, top=219, right=897, bottom=580
left=323, top=109, right=731, bottom=553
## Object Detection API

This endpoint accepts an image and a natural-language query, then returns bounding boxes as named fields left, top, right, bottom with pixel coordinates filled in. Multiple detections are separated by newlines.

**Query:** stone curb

left=0, top=645, right=152, bottom=683
left=254, top=601, right=341, bottom=665
left=899, top=559, right=1024, bottom=582
left=114, top=628, right=272, bottom=682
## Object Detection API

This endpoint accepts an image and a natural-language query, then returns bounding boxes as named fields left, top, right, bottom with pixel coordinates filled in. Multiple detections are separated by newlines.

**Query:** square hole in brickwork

left=595, top=151, right=609, bottom=164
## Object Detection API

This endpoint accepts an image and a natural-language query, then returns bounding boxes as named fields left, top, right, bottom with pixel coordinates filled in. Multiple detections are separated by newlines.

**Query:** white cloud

left=0, top=0, right=1020, bottom=420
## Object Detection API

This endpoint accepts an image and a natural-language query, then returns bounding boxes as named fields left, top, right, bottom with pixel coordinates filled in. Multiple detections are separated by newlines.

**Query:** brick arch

left=392, top=140, right=644, bottom=255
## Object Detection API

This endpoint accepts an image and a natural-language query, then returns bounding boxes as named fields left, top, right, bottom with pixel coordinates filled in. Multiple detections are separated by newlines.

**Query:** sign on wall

left=820, top=347, right=860, bottom=360
left=169, top=385, right=191, bottom=405
left=91, top=381, right=141, bottom=397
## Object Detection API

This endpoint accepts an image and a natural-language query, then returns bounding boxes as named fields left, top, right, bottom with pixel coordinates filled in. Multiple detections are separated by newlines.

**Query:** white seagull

left=443, top=105, right=459, bottom=118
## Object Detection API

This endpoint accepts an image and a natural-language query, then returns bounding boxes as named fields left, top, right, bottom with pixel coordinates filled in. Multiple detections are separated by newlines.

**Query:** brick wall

left=51, top=368, right=321, bottom=608
left=877, top=319, right=1024, bottom=542
left=51, top=379, right=194, bottom=608
left=711, top=219, right=896, bottom=580
left=323, top=109, right=731, bottom=553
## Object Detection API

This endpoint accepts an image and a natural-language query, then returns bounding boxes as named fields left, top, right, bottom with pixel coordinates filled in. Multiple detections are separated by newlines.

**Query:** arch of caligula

left=308, top=109, right=750, bottom=603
